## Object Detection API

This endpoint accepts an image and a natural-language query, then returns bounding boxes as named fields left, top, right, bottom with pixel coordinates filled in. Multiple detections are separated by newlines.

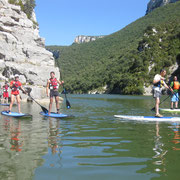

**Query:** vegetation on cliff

left=47, top=1, right=180, bottom=94
left=8, top=0, right=35, bottom=19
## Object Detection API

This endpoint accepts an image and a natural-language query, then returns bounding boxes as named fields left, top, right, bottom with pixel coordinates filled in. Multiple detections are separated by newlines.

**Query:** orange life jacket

left=173, top=81, right=180, bottom=90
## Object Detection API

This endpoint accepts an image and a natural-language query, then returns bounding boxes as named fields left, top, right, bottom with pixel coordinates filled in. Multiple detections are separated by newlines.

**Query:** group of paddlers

left=153, top=69, right=180, bottom=117
left=0, top=71, right=64, bottom=114
left=0, top=69, right=179, bottom=117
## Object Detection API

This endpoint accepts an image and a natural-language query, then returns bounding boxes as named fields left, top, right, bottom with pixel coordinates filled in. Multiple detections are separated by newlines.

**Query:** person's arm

left=170, top=81, right=173, bottom=88
left=46, top=80, right=50, bottom=97
left=163, top=81, right=173, bottom=92
left=20, top=85, right=27, bottom=94
left=57, top=80, right=64, bottom=86
left=10, top=81, right=14, bottom=89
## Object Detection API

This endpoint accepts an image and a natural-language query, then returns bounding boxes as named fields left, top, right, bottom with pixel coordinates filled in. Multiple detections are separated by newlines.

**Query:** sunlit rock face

left=0, top=0, right=60, bottom=99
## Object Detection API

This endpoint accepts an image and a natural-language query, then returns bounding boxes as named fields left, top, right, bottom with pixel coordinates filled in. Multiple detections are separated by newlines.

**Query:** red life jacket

left=49, top=78, right=59, bottom=90
left=3, top=84, right=9, bottom=92
left=11, top=80, right=21, bottom=95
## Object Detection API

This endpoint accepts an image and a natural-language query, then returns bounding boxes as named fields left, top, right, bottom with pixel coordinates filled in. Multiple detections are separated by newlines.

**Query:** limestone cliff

left=74, top=35, right=105, bottom=44
left=0, top=0, right=59, bottom=99
left=146, top=0, right=179, bottom=14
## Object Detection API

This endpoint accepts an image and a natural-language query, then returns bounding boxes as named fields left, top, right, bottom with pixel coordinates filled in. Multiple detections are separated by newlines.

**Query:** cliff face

left=0, top=0, right=59, bottom=99
left=74, top=35, right=105, bottom=44
left=146, top=0, right=179, bottom=14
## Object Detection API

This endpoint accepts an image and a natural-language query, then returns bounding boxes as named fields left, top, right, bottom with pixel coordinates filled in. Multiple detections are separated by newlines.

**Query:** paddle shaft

left=60, top=71, right=71, bottom=109
left=151, top=95, right=170, bottom=111
left=28, top=95, right=48, bottom=113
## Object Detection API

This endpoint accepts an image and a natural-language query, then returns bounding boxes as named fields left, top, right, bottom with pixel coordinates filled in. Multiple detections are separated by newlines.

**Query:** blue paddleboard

left=40, top=111, right=70, bottom=118
left=1, top=111, right=32, bottom=118
left=0, top=103, right=10, bottom=106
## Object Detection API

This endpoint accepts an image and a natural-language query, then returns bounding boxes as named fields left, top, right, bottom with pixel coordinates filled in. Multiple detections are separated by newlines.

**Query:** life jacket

left=173, top=81, right=180, bottom=90
left=3, top=84, right=8, bottom=92
left=11, top=80, right=21, bottom=95
left=154, top=80, right=164, bottom=88
left=49, top=78, right=59, bottom=90
left=12, top=81, right=20, bottom=91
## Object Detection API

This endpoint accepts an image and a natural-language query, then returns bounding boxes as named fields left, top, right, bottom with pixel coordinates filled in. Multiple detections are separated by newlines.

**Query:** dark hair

left=50, top=71, right=55, bottom=75
left=160, top=69, right=166, bottom=73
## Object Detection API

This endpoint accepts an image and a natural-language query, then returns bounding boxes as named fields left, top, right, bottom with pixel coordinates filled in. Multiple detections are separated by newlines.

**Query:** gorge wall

left=0, top=0, right=59, bottom=99
left=146, top=0, right=179, bottom=14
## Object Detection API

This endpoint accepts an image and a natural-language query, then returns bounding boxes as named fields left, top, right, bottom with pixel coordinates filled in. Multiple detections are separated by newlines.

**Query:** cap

left=14, top=74, right=19, bottom=78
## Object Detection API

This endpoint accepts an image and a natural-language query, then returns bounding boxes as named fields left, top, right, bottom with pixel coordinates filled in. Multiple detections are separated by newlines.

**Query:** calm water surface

left=0, top=94, right=180, bottom=180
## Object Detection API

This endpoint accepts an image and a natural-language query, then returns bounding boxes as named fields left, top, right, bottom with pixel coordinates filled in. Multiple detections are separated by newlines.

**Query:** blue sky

left=35, top=0, right=150, bottom=46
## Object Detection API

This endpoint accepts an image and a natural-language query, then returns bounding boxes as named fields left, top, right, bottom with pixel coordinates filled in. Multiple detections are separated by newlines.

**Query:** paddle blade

left=151, top=107, right=155, bottom=111
left=41, top=106, right=49, bottom=114
left=66, top=99, right=71, bottom=109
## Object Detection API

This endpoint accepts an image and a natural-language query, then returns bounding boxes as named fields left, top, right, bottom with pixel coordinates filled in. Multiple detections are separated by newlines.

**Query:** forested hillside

left=47, top=1, right=180, bottom=94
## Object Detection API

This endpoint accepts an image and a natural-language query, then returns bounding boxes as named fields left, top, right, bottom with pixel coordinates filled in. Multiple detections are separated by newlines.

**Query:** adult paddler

left=46, top=71, right=64, bottom=114
left=170, top=76, right=180, bottom=109
left=153, top=69, right=173, bottom=117
left=8, top=74, right=27, bottom=114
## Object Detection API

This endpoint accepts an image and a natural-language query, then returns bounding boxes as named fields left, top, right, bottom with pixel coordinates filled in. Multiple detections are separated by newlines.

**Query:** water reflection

left=1, top=95, right=180, bottom=180
left=153, top=122, right=167, bottom=173
left=46, top=118, right=63, bottom=168
left=0, top=115, right=48, bottom=180
left=171, top=122, right=180, bottom=150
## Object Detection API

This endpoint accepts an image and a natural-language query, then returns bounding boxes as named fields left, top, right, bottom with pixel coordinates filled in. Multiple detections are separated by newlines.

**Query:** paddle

left=63, top=86, right=71, bottom=109
left=60, top=71, right=71, bottom=109
left=28, top=95, right=49, bottom=114
left=151, top=95, right=170, bottom=111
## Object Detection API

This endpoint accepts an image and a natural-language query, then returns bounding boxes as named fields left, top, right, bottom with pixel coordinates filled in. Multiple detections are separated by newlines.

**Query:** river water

left=0, top=94, right=180, bottom=180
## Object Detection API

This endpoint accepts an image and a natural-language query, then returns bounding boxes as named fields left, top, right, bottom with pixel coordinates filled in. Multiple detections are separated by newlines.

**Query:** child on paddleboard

left=46, top=71, right=64, bottom=114
left=170, top=76, right=180, bottom=109
left=8, top=74, right=27, bottom=114
left=2, top=81, right=9, bottom=104
left=153, top=69, right=173, bottom=117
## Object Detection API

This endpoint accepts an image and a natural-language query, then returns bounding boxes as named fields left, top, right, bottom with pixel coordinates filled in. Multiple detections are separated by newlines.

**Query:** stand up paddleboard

left=114, top=115, right=180, bottom=121
left=160, top=108, right=180, bottom=113
left=40, top=111, right=72, bottom=118
left=0, top=103, right=10, bottom=106
left=1, top=111, right=32, bottom=118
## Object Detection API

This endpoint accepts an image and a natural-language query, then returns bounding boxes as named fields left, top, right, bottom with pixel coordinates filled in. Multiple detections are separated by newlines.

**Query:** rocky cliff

left=74, top=35, right=105, bottom=44
left=146, top=0, right=179, bottom=14
left=0, top=0, right=59, bottom=99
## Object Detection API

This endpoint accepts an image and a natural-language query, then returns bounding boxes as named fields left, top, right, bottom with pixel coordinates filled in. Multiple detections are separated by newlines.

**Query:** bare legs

left=155, top=97, right=160, bottom=115
left=49, top=96, right=60, bottom=114
left=171, top=101, right=178, bottom=109
left=9, top=95, right=21, bottom=113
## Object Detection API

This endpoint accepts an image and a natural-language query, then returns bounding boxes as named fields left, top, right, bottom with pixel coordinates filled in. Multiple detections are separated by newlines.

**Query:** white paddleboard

left=160, top=108, right=180, bottom=112
left=114, top=115, right=180, bottom=121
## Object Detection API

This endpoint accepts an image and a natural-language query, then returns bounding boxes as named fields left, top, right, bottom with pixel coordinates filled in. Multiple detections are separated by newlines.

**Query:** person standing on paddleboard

left=153, top=69, right=173, bottom=117
left=170, top=76, right=180, bottom=109
left=8, top=74, right=27, bottom=114
left=46, top=71, right=64, bottom=114
left=2, top=81, right=9, bottom=104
